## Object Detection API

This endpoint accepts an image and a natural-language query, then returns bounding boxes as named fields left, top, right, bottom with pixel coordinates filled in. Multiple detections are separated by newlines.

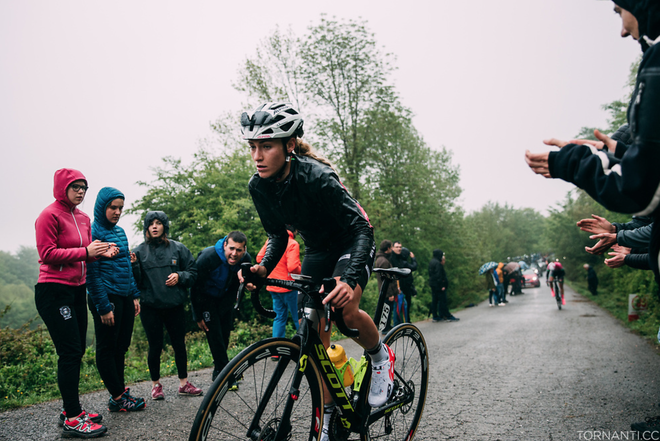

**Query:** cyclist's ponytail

left=293, top=138, right=337, bottom=172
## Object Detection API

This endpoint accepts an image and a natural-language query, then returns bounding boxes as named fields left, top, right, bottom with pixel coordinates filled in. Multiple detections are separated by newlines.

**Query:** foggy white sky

left=0, top=0, right=640, bottom=254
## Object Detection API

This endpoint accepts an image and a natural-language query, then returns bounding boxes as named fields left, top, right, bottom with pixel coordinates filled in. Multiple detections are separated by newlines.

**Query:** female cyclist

left=240, top=102, right=395, bottom=441
left=131, top=211, right=201, bottom=400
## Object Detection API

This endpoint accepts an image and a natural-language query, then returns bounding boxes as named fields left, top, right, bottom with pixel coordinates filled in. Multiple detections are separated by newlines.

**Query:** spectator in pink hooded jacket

left=35, top=168, right=117, bottom=438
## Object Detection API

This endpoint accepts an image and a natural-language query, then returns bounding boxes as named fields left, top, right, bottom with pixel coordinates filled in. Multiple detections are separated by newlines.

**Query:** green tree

left=127, top=146, right=264, bottom=257
left=299, top=16, right=396, bottom=199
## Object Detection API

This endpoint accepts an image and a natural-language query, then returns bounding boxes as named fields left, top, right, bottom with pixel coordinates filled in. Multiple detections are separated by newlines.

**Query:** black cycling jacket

left=249, top=154, right=374, bottom=290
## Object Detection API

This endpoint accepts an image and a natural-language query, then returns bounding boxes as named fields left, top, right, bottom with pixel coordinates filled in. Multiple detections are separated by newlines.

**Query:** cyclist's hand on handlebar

left=321, top=278, right=353, bottom=309
left=239, top=265, right=268, bottom=291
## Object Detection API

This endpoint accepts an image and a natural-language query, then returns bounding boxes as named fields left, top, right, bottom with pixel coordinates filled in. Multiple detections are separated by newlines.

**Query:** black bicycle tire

left=188, top=338, right=324, bottom=441
left=555, top=280, right=562, bottom=310
left=362, top=323, right=429, bottom=441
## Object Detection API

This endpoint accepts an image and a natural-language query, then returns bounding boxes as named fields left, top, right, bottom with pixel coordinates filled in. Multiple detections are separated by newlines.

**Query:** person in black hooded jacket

left=131, top=211, right=201, bottom=400
left=428, top=249, right=458, bottom=322
left=526, top=1, right=660, bottom=434
left=526, top=0, right=660, bottom=293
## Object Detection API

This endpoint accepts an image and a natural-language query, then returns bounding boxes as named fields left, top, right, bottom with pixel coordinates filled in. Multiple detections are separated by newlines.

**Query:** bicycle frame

left=236, top=263, right=413, bottom=439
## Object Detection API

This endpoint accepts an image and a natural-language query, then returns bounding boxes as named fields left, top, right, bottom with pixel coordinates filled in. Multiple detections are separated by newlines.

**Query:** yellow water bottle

left=327, top=344, right=354, bottom=387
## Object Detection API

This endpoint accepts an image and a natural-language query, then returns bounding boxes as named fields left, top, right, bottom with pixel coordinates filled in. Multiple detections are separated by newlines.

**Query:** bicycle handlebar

left=235, top=262, right=359, bottom=338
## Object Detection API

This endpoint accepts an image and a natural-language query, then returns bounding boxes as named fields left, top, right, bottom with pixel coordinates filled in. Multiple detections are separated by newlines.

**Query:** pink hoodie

left=35, top=168, right=93, bottom=286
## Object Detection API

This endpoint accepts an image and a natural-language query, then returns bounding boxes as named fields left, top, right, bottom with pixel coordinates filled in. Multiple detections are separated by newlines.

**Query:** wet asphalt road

left=1, top=282, right=659, bottom=440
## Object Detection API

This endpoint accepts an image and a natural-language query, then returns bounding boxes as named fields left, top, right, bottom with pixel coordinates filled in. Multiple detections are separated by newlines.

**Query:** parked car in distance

left=522, top=269, right=541, bottom=288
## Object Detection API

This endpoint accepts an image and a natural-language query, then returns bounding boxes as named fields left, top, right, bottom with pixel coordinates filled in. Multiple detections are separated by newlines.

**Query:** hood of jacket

left=432, top=249, right=444, bottom=260
left=93, top=187, right=125, bottom=229
left=614, top=0, right=660, bottom=51
left=143, top=210, right=170, bottom=236
left=53, top=168, right=87, bottom=209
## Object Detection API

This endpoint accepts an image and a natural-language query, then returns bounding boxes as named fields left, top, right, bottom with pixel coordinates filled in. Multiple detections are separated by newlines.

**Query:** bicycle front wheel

left=189, top=338, right=324, bottom=441
left=365, top=323, right=429, bottom=441
left=555, top=283, right=562, bottom=310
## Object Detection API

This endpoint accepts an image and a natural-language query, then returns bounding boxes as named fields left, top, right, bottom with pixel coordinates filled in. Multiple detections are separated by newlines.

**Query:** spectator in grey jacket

left=131, top=211, right=201, bottom=400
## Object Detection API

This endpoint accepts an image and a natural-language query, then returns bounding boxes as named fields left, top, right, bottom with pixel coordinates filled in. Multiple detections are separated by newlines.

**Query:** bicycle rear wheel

left=364, top=323, right=429, bottom=441
left=189, top=338, right=324, bottom=441
left=555, top=282, right=562, bottom=310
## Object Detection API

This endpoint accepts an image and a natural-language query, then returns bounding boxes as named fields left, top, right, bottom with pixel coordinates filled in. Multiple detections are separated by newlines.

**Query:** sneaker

left=108, top=389, right=146, bottom=412
left=212, top=367, right=221, bottom=382
left=151, top=383, right=165, bottom=400
left=62, top=412, right=107, bottom=438
left=59, top=409, right=103, bottom=427
left=432, top=317, right=442, bottom=323
left=498, top=302, right=506, bottom=306
left=179, top=381, right=203, bottom=396
left=445, top=316, right=460, bottom=322
left=489, top=304, right=494, bottom=307
left=368, top=344, right=395, bottom=408
left=631, top=415, right=660, bottom=436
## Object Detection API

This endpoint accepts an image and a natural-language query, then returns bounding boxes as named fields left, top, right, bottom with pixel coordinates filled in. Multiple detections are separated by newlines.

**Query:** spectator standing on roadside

left=485, top=267, right=500, bottom=307
left=429, top=249, right=459, bottom=321
left=584, top=264, right=599, bottom=296
left=131, top=211, right=201, bottom=400
left=256, top=226, right=301, bottom=349
left=390, top=242, right=418, bottom=322
left=86, top=187, right=146, bottom=413
left=35, top=169, right=113, bottom=438
left=374, top=240, right=398, bottom=334
left=191, top=231, right=251, bottom=386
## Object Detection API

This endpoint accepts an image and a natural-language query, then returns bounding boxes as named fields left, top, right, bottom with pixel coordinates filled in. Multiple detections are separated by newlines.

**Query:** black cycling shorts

left=298, top=242, right=376, bottom=310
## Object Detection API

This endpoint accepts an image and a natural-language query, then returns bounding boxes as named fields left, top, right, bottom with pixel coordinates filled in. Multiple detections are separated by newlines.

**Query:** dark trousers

left=140, top=303, right=188, bottom=381
left=35, top=283, right=87, bottom=417
left=431, top=286, right=450, bottom=319
left=401, top=289, right=413, bottom=323
left=588, top=282, right=598, bottom=296
left=89, top=293, right=135, bottom=398
left=200, top=296, right=234, bottom=372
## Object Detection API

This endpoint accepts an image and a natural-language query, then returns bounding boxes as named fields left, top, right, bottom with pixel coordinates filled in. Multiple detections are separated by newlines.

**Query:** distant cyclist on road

left=548, top=262, right=565, bottom=305
left=239, top=102, right=394, bottom=441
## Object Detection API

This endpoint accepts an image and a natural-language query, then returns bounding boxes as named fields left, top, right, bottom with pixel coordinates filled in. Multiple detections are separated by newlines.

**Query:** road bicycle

left=550, top=277, right=562, bottom=310
left=189, top=263, right=429, bottom=441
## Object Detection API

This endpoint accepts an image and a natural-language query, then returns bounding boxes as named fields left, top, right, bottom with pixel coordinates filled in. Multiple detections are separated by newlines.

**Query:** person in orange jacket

left=256, top=226, right=302, bottom=345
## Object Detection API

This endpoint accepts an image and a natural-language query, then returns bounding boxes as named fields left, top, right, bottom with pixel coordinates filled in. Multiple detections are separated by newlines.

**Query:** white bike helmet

left=241, top=102, right=304, bottom=140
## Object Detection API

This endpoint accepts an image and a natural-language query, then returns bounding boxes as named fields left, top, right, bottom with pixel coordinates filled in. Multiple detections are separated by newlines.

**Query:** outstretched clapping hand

left=525, top=138, right=567, bottom=178
left=577, top=214, right=615, bottom=235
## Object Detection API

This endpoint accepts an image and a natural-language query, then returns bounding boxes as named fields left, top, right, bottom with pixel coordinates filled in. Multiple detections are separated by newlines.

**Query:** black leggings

left=89, top=293, right=135, bottom=398
left=140, top=303, right=188, bottom=381
left=35, top=283, right=87, bottom=417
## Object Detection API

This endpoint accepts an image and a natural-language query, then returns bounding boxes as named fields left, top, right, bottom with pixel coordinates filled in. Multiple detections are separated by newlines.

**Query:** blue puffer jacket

left=87, top=187, right=140, bottom=315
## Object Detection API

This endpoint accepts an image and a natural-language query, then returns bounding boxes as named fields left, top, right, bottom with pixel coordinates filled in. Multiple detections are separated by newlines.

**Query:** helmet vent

left=261, top=128, right=274, bottom=134
left=285, top=109, right=298, bottom=115
left=279, top=121, right=294, bottom=132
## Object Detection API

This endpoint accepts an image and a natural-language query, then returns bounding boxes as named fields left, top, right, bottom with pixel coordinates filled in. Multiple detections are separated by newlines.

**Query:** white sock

left=322, top=403, right=335, bottom=433
left=368, top=340, right=388, bottom=366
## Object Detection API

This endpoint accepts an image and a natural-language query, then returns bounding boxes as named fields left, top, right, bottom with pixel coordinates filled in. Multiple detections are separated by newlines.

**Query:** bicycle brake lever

left=324, top=303, right=331, bottom=332
left=322, top=277, right=336, bottom=332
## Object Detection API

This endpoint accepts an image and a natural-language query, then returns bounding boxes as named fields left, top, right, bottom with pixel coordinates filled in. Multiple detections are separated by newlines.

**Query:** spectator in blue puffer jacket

left=87, top=187, right=146, bottom=412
